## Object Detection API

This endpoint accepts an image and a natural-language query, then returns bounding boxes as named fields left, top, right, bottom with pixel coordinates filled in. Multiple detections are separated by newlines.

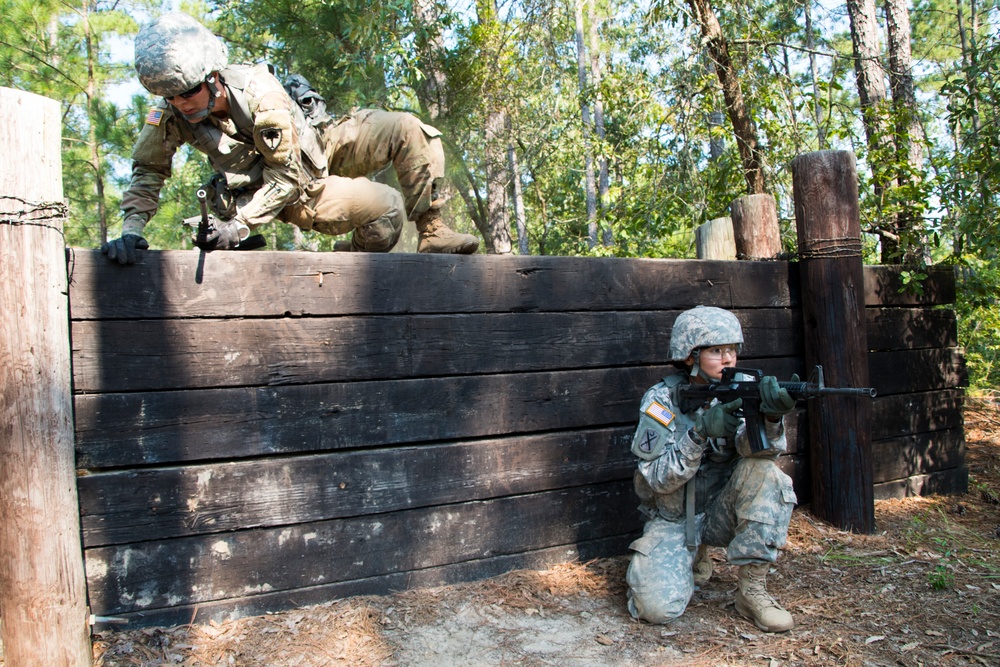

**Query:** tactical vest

left=184, top=64, right=328, bottom=193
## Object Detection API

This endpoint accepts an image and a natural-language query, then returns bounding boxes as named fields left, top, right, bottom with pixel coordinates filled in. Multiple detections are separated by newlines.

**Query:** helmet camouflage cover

left=134, top=13, right=229, bottom=98
left=668, top=306, right=744, bottom=361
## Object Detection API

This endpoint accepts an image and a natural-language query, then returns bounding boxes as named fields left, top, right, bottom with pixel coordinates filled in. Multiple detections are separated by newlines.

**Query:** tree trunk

left=845, top=0, right=897, bottom=259
left=508, top=138, right=529, bottom=255
left=412, top=0, right=449, bottom=121
left=589, top=0, right=611, bottom=246
left=83, top=3, right=108, bottom=243
left=485, top=109, right=513, bottom=254
left=884, top=0, right=927, bottom=264
left=574, top=0, right=598, bottom=248
left=804, top=0, right=826, bottom=148
left=686, top=0, right=767, bottom=194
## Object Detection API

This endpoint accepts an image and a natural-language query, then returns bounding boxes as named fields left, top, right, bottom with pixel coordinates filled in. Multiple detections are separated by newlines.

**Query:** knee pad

left=353, top=209, right=404, bottom=252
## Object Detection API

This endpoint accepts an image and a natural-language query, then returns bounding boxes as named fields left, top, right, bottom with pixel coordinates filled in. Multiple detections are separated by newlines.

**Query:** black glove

left=192, top=217, right=249, bottom=252
left=760, top=375, right=796, bottom=417
left=694, top=398, right=743, bottom=439
left=100, top=234, right=149, bottom=265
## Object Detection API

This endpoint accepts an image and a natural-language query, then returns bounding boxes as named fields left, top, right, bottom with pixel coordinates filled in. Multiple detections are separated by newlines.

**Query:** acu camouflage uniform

left=121, top=63, right=409, bottom=251
left=122, top=13, right=469, bottom=253
left=285, top=74, right=473, bottom=253
left=625, top=307, right=797, bottom=625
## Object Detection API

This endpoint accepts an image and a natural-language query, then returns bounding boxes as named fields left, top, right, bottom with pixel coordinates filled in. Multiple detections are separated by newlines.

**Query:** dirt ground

left=10, top=401, right=1000, bottom=666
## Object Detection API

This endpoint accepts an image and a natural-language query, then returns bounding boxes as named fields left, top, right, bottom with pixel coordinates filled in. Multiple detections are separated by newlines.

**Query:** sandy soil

left=11, top=401, right=1000, bottom=666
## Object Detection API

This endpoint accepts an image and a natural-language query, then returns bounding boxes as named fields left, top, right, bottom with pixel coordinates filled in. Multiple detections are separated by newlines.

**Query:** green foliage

left=928, top=563, right=955, bottom=590
left=1, top=0, right=999, bottom=390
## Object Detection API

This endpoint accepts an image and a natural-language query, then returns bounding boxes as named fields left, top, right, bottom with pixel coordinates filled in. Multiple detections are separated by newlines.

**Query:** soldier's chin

left=181, top=108, right=212, bottom=123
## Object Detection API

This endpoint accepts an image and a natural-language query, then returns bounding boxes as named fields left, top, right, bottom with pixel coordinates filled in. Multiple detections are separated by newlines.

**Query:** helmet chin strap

left=688, top=350, right=716, bottom=382
left=179, top=75, right=220, bottom=123
left=689, top=350, right=702, bottom=378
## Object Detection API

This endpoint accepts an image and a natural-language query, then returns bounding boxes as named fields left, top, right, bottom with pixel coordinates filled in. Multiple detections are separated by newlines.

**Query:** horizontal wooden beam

left=68, top=250, right=797, bottom=320
left=91, top=534, right=634, bottom=630
left=79, top=427, right=636, bottom=547
left=71, top=309, right=800, bottom=393
left=85, top=480, right=640, bottom=616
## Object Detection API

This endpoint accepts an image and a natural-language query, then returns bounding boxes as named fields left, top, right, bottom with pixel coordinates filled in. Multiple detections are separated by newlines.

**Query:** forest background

left=1, top=0, right=998, bottom=391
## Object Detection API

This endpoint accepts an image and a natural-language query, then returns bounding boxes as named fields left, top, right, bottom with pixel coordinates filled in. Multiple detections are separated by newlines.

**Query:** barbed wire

left=0, top=195, right=67, bottom=237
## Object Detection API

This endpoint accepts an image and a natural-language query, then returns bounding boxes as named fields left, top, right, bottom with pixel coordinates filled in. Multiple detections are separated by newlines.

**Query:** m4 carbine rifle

left=678, top=366, right=876, bottom=453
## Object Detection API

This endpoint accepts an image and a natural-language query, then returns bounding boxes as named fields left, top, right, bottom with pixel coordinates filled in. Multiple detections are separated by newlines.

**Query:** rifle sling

left=684, top=477, right=697, bottom=551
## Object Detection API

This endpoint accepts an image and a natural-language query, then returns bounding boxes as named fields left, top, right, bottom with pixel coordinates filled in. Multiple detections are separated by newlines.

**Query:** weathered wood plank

left=871, top=428, right=965, bottom=483
left=70, top=309, right=801, bottom=393
left=75, top=367, right=667, bottom=468
left=0, top=87, right=92, bottom=666
left=868, top=348, right=968, bottom=395
left=870, top=390, right=964, bottom=440
left=90, top=534, right=635, bottom=630
left=86, top=390, right=959, bottom=548
left=75, top=359, right=803, bottom=469
left=78, top=427, right=636, bottom=547
left=865, top=307, right=957, bottom=352
left=84, top=481, right=641, bottom=616
left=67, top=249, right=798, bottom=319
left=863, top=265, right=956, bottom=307
left=873, top=467, right=969, bottom=500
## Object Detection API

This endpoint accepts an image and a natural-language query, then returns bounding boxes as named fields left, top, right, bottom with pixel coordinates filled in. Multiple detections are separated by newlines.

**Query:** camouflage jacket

left=630, top=370, right=787, bottom=522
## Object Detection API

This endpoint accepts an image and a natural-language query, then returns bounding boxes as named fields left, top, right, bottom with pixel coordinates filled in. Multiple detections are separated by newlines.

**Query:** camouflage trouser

left=280, top=175, right=406, bottom=251
left=320, top=109, right=445, bottom=220
left=625, top=457, right=797, bottom=624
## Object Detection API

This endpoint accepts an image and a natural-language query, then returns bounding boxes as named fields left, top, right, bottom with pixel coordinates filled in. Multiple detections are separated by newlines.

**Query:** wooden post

left=0, top=88, right=92, bottom=664
left=694, top=216, right=736, bottom=259
left=791, top=150, right=875, bottom=534
left=730, top=193, right=782, bottom=259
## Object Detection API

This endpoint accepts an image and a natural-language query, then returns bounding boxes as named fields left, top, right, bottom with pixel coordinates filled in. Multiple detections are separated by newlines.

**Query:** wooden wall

left=67, top=249, right=965, bottom=628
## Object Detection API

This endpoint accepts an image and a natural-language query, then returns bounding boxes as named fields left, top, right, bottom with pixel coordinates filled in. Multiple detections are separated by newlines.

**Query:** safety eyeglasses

left=168, top=82, right=205, bottom=101
left=699, top=345, right=739, bottom=360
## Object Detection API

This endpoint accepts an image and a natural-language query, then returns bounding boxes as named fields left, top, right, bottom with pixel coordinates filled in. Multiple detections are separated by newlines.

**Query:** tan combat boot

left=416, top=209, right=479, bottom=254
left=693, top=544, right=713, bottom=586
left=735, top=563, right=794, bottom=632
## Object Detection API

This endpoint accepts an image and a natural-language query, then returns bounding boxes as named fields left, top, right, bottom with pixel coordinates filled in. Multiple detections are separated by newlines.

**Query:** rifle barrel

left=779, top=382, right=876, bottom=398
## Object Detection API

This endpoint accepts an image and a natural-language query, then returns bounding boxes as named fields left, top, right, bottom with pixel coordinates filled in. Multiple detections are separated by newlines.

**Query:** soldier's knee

left=626, top=541, right=693, bottom=624
left=628, top=589, right=688, bottom=624
left=354, top=215, right=403, bottom=252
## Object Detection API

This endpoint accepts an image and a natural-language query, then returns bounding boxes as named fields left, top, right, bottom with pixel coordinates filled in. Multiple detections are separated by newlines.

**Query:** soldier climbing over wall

left=102, top=12, right=479, bottom=264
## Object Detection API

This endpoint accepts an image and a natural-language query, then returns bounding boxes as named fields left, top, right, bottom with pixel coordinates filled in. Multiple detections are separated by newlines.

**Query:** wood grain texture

left=0, top=87, right=92, bottom=665
left=67, top=249, right=799, bottom=319
left=85, top=481, right=640, bottom=616
left=91, top=534, right=634, bottom=630
left=71, top=309, right=801, bottom=393
left=78, top=428, right=636, bottom=547
left=792, top=150, right=874, bottom=533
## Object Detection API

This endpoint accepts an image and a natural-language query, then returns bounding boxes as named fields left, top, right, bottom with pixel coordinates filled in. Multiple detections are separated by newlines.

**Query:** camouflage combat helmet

left=668, top=306, right=744, bottom=362
left=134, top=13, right=229, bottom=98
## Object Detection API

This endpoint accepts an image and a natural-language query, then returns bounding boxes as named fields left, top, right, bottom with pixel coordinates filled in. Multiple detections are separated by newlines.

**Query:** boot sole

left=419, top=241, right=480, bottom=254
left=735, top=597, right=794, bottom=633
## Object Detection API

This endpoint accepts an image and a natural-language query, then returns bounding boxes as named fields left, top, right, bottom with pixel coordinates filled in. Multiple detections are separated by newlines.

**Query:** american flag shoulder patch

left=145, top=109, right=164, bottom=126
left=644, top=401, right=675, bottom=427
